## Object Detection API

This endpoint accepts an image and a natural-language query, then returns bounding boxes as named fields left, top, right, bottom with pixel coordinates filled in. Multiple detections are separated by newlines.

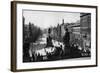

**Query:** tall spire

left=62, top=19, right=64, bottom=24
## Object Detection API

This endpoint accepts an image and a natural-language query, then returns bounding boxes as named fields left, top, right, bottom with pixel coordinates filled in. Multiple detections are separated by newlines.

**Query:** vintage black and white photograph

left=11, top=1, right=97, bottom=71
left=23, top=10, right=91, bottom=62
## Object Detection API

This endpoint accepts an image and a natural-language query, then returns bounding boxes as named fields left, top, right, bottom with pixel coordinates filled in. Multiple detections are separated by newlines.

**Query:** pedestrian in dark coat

left=63, top=28, right=70, bottom=47
left=63, top=28, right=70, bottom=57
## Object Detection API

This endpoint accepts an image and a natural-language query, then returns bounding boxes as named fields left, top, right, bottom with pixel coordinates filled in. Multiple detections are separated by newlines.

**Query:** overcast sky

left=23, top=10, right=80, bottom=29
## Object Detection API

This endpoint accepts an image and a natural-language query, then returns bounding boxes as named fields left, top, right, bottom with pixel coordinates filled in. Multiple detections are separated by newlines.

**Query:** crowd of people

left=23, top=26, right=91, bottom=62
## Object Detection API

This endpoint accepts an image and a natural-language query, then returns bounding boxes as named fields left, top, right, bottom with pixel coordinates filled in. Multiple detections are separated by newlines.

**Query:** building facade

left=80, top=13, right=91, bottom=36
left=80, top=13, right=91, bottom=49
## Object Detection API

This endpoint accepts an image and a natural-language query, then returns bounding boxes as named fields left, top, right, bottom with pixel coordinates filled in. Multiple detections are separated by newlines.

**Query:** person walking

left=63, top=27, right=70, bottom=57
